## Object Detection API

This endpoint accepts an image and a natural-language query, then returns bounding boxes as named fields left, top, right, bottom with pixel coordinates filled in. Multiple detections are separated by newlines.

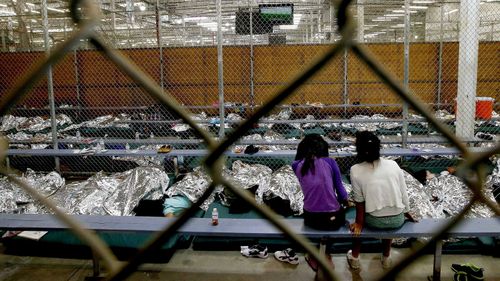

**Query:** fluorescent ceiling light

left=47, top=7, right=66, bottom=13
left=412, top=0, right=435, bottom=3
left=0, top=10, right=16, bottom=16
left=184, top=16, right=209, bottom=22
left=409, top=5, right=428, bottom=9
left=372, top=19, right=392, bottom=22
left=445, top=9, right=458, bottom=15
left=390, top=10, right=417, bottom=14
left=384, top=14, right=405, bottom=17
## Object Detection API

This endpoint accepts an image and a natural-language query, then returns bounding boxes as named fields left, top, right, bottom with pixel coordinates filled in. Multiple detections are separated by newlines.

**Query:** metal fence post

left=216, top=0, right=225, bottom=138
left=402, top=0, right=410, bottom=148
left=42, top=0, right=59, bottom=172
left=437, top=3, right=444, bottom=110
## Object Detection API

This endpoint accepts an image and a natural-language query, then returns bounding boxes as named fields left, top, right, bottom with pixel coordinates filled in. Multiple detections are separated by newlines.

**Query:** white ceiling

left=0, top=0, right=498, bottom=50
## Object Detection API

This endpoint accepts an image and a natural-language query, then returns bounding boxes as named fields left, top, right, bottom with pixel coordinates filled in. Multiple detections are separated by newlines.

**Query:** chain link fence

left=1, top=0, right=498, bottom=175
left=0, top=0, right=499, bottom=280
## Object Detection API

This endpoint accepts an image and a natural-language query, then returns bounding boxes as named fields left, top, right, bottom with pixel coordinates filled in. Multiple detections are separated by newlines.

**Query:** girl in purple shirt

left=293, top=134, right=348, bottom=230
left=276, top=134, right=348, bottom=270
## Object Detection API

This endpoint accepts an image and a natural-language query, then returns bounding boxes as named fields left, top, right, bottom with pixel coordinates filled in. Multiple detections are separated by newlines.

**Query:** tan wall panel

left=440, top=42, right=458, bottom=81
left=164, top=47, right=213, bottom=85
left=302, top=84, right=344, bottom=105
left=409, top=43, right=438, bottom=81
left=348, top=44, right=404, bottom=82
left=223, top=85, right=253, bottom=104
left=0, top=43, right=498, bottom=111
left=408, top=82, right=436, bottom=104
left=0, top=52, right=46, bottom=89
left=223, top=47, right=250, bottom=85
left=440, top=81, right=457, bottom=104
left=167, top=85, right=217, bottom=106
left=114, top=49, right=161, bottom=84
left=347, top=83, right=402, bottom=105
left=254, top=84, right=304, bottom=105
left=17, top=87, right=50, bottom=108
left=253, top=45, right=308, bottom=83
left=83, top=87, right=154, bottom=107
left=52, top=54, right=77, bottom=87
left=294, top=45, right=344, bottom=83
left=476, top=82, right=499, bottom=101
left=478, top=42, right=499, bottom=81
left=78, top=51, right=119, bottom=85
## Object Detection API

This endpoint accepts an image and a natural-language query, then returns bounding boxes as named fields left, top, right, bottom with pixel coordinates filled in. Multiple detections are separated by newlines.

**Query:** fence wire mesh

left=0, top=0, right=499, bottom=280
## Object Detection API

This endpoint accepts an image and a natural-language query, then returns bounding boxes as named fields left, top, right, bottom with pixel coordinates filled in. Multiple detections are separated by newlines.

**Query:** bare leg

left=165, top=213, right=175, bottom=218
left=352, top=238, right=362, bottom=258
left=382, top=239, right=392, bottom=257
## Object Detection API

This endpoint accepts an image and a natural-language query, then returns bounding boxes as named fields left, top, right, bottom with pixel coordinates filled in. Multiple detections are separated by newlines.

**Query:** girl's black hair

left=355, top=131, right=381, bottom=163
left=295, top=134, right=329, bottom=176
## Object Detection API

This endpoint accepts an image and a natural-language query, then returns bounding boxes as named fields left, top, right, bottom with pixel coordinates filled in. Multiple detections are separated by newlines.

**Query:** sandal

left=158, top=145, right=172, bottom=153
left=305, top=253, right=318, bottom=272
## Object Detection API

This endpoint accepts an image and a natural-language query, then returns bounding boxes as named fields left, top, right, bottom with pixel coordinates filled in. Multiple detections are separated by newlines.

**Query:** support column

left=249, top=1, right=255, bottom=109
left=216, top=0, right=225, bottom=138
left=437, top=4, right=444, bottom=109
left=42, top=0, right=59, bottom=172
left=329, top=3, right=335, bottom=43
left=402, top=0, right=410, bottom=148
left=357, top=0, right=364, bottom=42
left=156, top=0, right=164, bottom=90
left=1, top=30, right=6, bottom=51
left=456, top=0, right=480, bottom=139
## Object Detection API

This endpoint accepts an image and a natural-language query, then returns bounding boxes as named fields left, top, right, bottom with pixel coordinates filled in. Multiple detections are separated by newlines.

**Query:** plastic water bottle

left=99, top=138, right=105, bottom=151
left=211, top=208, right=219, bottom=226
left=125, top=143, right=130, bottom=150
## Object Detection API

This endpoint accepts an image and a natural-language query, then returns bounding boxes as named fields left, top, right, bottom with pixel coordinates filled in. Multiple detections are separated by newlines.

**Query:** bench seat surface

left=1, top=214, right=498, bottom=239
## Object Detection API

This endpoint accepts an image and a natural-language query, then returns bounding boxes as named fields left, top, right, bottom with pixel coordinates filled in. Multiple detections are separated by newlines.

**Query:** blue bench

left=0, top=214, right=498, bottom=281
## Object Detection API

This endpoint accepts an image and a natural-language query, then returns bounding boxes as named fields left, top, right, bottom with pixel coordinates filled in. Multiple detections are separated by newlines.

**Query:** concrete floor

left=0, top=244, right=498, bottom=281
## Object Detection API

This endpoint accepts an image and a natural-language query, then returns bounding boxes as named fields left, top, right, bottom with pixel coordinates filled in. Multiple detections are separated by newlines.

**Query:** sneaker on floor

left=241, top=244, right=268, bottom=258
left=451, top=263, right=484, bottom=280
left=274, top=248, right=299, bottom=265
left=381, top=254, right=392, bottom=269
left=346, top=250, right=360, bottom=270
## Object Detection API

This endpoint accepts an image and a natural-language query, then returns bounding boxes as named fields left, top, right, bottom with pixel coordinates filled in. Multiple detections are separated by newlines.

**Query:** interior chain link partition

left=0, top=0, right=499, bottom=280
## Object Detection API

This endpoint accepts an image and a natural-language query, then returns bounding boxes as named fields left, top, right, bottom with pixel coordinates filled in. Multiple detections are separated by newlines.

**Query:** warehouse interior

left=0, top=0, right=499, bottom=280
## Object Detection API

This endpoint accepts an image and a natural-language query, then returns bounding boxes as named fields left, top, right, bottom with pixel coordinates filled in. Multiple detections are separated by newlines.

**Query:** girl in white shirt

left=347, top=131, right=416, bottom=270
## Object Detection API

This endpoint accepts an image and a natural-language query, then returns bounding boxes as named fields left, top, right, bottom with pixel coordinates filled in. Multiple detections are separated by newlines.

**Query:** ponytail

left=355, top=131, right=381, bottom=163
left=295, top=134, right=328, bottom=176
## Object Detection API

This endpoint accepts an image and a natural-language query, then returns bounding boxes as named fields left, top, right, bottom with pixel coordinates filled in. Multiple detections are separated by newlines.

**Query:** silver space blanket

left=426, top=174, right=496, bottom=218
left=261, top=165, right=304, bottom=215
left=0, top=167, right=168, bottom=216
left=165, top=166, right=226, bottom=211
left=0, top=169, right=65, bottom=214
left=219, top=160, right=272, bottom=206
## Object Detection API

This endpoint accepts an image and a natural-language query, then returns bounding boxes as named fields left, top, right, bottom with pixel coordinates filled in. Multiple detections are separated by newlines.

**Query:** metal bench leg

left=432, top=239, right=443, bottom=281
left=93, top=251, right=100, bottom=277
left=84, top=251, right=105, bottom=281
